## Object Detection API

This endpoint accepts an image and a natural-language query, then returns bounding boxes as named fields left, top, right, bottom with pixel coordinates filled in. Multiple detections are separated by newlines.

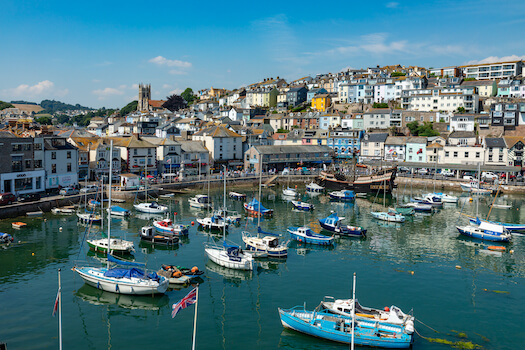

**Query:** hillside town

left=1, top=60, right=525, bottom=195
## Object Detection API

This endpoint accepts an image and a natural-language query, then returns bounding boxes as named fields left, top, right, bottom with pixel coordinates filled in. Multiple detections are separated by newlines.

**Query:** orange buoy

left=191, top=266, right=199, bottom=273
left=488, top=246, right=506, bottom=251
left=191, top=221, right=195, bottom=226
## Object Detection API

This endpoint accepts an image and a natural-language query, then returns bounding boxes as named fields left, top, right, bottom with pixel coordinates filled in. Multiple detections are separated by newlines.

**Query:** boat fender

left=172, top=271, right=182, bottom=278
left=191, top=266, right=199, bottom=273
left=384, top=306, right=390, bottom=312
left=191, top=221, right=195, bottom=226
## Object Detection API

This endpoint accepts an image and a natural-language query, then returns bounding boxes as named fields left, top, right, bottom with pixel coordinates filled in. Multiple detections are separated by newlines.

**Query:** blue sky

left=1, top=0, right=524, bottom=108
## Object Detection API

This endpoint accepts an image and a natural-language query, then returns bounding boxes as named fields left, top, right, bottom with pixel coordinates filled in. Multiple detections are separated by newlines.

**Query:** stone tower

left=138, top=83, right=151, bottom=111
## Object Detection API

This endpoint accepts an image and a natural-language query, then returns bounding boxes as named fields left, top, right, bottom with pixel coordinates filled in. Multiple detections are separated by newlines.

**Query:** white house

left=192, top=125, right=243, bottom=166
left=384, top=136, right=407, bottom=162
left=405, top=137, right=427, bottom=163
left=450, top=114, right=475, bottom=132
left=42, top=137, right=79, bottom=189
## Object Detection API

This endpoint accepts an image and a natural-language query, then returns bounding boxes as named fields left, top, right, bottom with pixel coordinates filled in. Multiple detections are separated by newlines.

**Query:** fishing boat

left=188, top=194, right=212, bottom=209
left=328, top=190, right=356, bottom=201
left=460, top=181, right=492, bottom=195
left=319, top=213, right=366, bottom=238
left=278, top=306, right=413, bottom=348
left=11, top=222, right=27, bottom=229
left=306, top=182, right=324, bottom=193
left=26, top=210, right=43, bottom=217
left=243, top=198, right=273, bottom=217
left=317, top=167, right=397, bottom=194
left=153, top=217, right=189, bottom=235
left=282, top=187, right=298, bottom=197
left=205, top=242, right=254, bottom=270
left=466, top=216, right=525, bottom=234
left=140, top=226, right=178, bottom=245
left=456, top=221, right=512, bottom=242
left=74, top=141, right=169, bottom=295
left=87, top=236, right=135, bottom=255
left=490, top=203, right=512, bottom=209
left=1, top=233, right=14, bottom=244
left=431, top=192, right=458, bottom=203
left=388, top=207, right=415, bottom=216
left=156, top=266, right=191, bottom=284
left=291, top=200, right=315, bottom=211
left=371, top=211, right=405, bottom=223
left=197, top=214, right=229, bottom=231
left=77, top=212, right=102, bottom=224
left=320, top=297, right=414, bottom=332
left=400, top=202, right=432, bottom=213
left=88, top=199, right=101, bottom=208
left=214, top=209, right=242, bottom=224
left=107, top=205, right=131, bottom=217
left=287, top=226, right=334, bottom=245
left=242, top=227, right=288, bottom=258
left=229, top=191, right=246, bottom=200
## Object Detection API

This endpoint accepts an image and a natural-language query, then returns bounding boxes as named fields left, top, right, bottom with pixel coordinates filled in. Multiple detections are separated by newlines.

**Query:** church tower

left=138, top=83, right=151, bottom=111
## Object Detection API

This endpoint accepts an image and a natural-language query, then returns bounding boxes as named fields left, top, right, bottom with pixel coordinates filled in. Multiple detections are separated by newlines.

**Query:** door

left=3, top=179, right=11, bottom=193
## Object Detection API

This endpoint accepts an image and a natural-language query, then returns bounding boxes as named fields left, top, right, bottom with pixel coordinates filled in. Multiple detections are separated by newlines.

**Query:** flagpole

left=58, top=268, right=62, bottom=350
left=351, top=272, right=356, bottom=350
left=191, top=285, right=199, bottom=350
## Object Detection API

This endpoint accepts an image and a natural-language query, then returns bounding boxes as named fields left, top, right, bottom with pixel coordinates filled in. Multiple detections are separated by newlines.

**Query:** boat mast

left=107, top=140, right=113, bottom=269
left=258, top=160, right=262, bottom=231
left=351, top=272, right=356, bottom=350
left=100, top=174, right=104, bottom=233
left=223, top=165, right=226, bottom=212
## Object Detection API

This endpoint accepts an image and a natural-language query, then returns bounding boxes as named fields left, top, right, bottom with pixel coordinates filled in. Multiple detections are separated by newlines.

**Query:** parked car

left=59, top=187, right=80, bottom=196
left=417, top=168, right=429, bottom=175
left=482, top=172, right=498, bottom=181
left=80, top=185, right=98, bottom=193
left=0, top=192, right=17, bottom=205
left=399, top=166, right=410, bottom=173
left=440, top=169, right=454, bottom=177
left=18, top=193, right=41, bottom=202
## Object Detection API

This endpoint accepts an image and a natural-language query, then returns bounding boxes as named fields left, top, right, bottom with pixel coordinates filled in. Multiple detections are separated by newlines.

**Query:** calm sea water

left=1, top=184, right=524, bottom=350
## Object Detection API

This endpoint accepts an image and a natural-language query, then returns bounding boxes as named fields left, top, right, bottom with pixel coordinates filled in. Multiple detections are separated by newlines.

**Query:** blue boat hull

left=457, top=227, right=511, bottom=242
left=244, top=243, right=288, bottom=258
left=287, top=228, right=334, bottom=245
left=279, top=308, right=412, bottom=348
left=319, top=221, right=366, bottom=238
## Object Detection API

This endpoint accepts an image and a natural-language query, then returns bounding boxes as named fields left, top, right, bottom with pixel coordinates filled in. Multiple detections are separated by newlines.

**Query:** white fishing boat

left=152, top=217, right=189, bottom=235
left=77, top=212, right=102, bottom=224
left=242, top=227, right=288, bottom=258
left=431, top=192, right=458, bottom=203
left=371, top=211, right=405, bottom=222
left=51, top=207, right=75, bottom=215
left=133, top=201, right=168, bottom=214
left=306, top=182, right=324, bottom=193
left=282, top=187, right=298, bottom=197
left=197, top=215, right=229, bottom=231
left=204, top=243, right=254, bottom=270
left=188, top=194, right=211, bottom=209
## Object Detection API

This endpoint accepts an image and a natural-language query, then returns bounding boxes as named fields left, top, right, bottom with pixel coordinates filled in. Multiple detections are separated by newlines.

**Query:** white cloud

left=149, top=56, right=192, bottom=69
left=1, top=80, right=69, bottom=99
left=465, top=54, right=525, bottom=65
left=131, top=83, right=139, bottom=90
left=329, top=33, right=408, bottom=56
left=162, top=84, right=172, bottom=89
left=169, top=88, right=183, bottom=95
left=386, top=2, right=399, bottom=8
left=92, top=87, right=124, bottom=100
left=119, top=84, right=127, bottom=89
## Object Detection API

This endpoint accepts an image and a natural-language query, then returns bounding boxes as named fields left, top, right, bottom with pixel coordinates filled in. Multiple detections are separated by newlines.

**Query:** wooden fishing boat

left=287, top=226, right=334, bottom=245
left=140, top=226, right=178, bottom=245
left=319, top=213, right=366, bottom=238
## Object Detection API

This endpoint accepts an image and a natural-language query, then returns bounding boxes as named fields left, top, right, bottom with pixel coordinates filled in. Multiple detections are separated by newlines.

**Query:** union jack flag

left=172, top=287, right=197, bottom=318
left=52, top=288, right=60, bottom=317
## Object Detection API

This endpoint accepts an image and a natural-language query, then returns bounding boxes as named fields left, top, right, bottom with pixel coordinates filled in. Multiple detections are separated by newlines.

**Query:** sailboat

left=74, top=141, right=169, bottom=295
left=77, top=176, right=102, bottom=223
left=204, top=166, right=254, bottom=270
left=242, top=166, right=288, bottom=258
left=133, top=157, right=168, bottom=214
left=197, top=168, right=228, bottom=231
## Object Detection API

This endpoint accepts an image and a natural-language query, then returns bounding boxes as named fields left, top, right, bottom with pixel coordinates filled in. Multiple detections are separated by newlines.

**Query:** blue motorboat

left=457, top=221, right=512, bottom=242
left=1, top=232, right=14, bottom=244
left=291, top=200, right=315, bottom=211
left=411, top=194, right=443, bottom=208
left=107, top=205, right=131, bottom=217
left=468, top=217, right=525, bottom=234
left=243, top=198, right=273, bottom=217
left=329, top=190, right=355, bottom=201
left=319, top=213, right=366, bottom=238
left=287, top=226, right=334, bottom=245
left=278, top=305, right=413, bottom=348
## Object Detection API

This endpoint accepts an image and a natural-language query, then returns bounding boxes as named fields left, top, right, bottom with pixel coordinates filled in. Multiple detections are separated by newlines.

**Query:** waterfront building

left=327, top=127, right=362, bottom=159
left=192, top=125, right=243, bottom=167
left=114, top=135, right=157, bottom=175
left=504, top=136, right=525, bottom=167
left=484, top=138, right=507, bottom=166
left=443, top=131, right=482, bottom=165
left=426, top=142, right=444, bottom=163
left=405, top=137, right=427, bottom=163
left=384, top=136, right=407, bottom=162
left=178, top=141, right=210, bottom=176
left=360, top=133, right=388, bottom=161
left=243, top=144, right=333, bottom=173
left=142, top=137, right=181, bottom=175
left=90, top=139, right=121, bottom=180
left=41, top=136, right=79, bottom=190
left=302, top=129, right=328, bottom=146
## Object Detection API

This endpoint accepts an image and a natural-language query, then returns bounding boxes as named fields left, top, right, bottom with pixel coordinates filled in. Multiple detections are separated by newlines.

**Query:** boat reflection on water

left=289, top=240, right=335, bottom=253
left=133, top=212, right=164, bottom=222
left=205, top=260, right=253, bottom=282
left=86, top=250, right=138, bottom=264
left=75, top=285, right=170, bottom=311
left=138, top=239, right=181, bottom=253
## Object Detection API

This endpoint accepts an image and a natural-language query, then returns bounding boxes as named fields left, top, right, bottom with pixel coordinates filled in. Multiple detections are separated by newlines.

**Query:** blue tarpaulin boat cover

left=104, top=268, right=145, bottom=279
left=110, top=205, right=129, bottom=212
left=247, top=198, right=270, bottom=213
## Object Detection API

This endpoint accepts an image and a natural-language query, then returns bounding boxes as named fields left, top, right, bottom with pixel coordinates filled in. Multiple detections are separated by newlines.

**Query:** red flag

left=417, top=148, right=422, bottom=154
left=52, top=288, right=60, bottom=317
left=172, top=288, right=197, bottom=318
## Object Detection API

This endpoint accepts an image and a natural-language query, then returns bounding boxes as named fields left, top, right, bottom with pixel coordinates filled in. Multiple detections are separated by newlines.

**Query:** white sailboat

left=74, top=140, right=169, bottom=295
left=242, top=164, right=288, bottom=258
left=133, top=157, right=168, bottom=214
left=197, top=168, right=228, bottom=231
left=205, top=166, right=254, bottom=270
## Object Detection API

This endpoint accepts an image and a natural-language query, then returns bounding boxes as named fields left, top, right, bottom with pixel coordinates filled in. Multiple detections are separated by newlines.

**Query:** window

left=148, top=149, right=151, bottom=155
left=409, top=156, right=412, bottom=160
left=67, top=163, right=72, bottom=172
left=52, top=164, right=57, bottom=173
left=34, top=143, right=42, bottom=151
left=489, top=154, right=493, bottom=161
left=51, top=152, right=56, bottom=159
left=476, top=152, right=480, bottom=158
left=12, top=144, right=21, bottom=151
left=25, top=160, right=31, bottom=169
left=34, top=160, right=42, bottom=168
left=36, top=177, right=41, bottom=189
left=499, top=154, right=503, bottom=162
left=134, top=149, right=138, bottom=155
left=15, top=178, right=32, bottom=191
left=23, top=144, right=31, bottom=151
left=12, top=155, right=23, bottom=172
left=453, top=152, right=458, bottom=158
left=419, top=156, right=422, bottom=161
left=67, top=151, right=71, bottom=159
left=464, top=152, right=469, bottom=158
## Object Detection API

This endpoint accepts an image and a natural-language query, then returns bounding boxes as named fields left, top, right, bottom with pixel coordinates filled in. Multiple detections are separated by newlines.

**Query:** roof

left=142, top=136, right=180, bottom=146
left=252, top=144, right=333, bottom=155
left=178, top=140, right=209, bottom=153
left=364, top=133, right=388, bottom=143
left=503, top=136, right=525, bottom=149
left=485, top=137, right=506, bottom=148
left=114, top=135, right=155, bottom=148
left=193, top=125, right=242, bottom=138
left=69, top=137, right=99, bottom=151
left=426, top=142, right=443, bottom=148
left=148, top=100, right=166, bottom=108
left=385, top=136, right=408, bottom=145
left=448, top=131, right=476, bottom=138
left=407, top=137, right=427, bottom=144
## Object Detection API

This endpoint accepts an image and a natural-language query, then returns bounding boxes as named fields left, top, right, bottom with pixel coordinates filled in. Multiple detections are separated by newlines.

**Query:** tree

left=417, top=122, right=439, bottom=137
left=407, top=120, right=419, bottom=135
left=35, top=116, right=53, bottom=125
left=457, top=107, right=466, bottom=113
left=181, top=88, right=196, bottom=104
left=120, top=100, right=138, bottom=116
left=0, top=100, right=14, bottom=110
left=372, top=102, right=389, bottom=108
left=162, top=94, right=187, bottom=112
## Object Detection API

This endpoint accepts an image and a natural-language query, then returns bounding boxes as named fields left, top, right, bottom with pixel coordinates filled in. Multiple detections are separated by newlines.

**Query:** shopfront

left=0, top=170, right=45, bottom=194
left=47, top=173, right=78, bottom=189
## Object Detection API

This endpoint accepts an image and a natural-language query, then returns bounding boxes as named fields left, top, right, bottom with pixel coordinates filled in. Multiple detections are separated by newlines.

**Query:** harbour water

left=1, top=185, right=525, bottom=349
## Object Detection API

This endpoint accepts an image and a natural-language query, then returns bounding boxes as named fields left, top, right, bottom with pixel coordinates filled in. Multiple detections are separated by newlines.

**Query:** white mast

left=58, top=268, right=62, bottom=350
left=191, top=285, right=199, bottom=350
left=351, top=272, right=356, bottom=350
left=257, top=161, right=262, bottom=231
left=106, top=140, right=113, bottom=268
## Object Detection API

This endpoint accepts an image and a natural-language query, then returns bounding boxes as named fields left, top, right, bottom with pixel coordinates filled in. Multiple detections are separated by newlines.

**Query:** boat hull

left=73, top=267, right=169, bottom=295
left=204, top=246, right=253, bottom=270
left=457, top=226, right=511, bottom=242
left=287, top=227, right=334, bottom=245
left=133, top=203, right=168, bottom=214
left=242, top=234, right=288, bottom=258
left=319, top=221, right=366, bottom=238
left=317, top=169, right=396, bottom=194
